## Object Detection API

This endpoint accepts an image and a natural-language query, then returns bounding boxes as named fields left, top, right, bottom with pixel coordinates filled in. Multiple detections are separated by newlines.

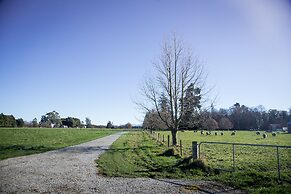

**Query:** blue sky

left=0, top=0, right=290, bottom=125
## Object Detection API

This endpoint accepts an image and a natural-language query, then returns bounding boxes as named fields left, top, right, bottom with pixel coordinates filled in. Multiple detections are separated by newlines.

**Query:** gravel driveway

left=0, top=132, right=244, bottom=194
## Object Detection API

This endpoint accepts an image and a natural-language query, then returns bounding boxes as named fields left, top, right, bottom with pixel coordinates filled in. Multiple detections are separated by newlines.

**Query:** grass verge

left=97, top=131, right=214, bottom=179
left=0, top=127, right=118, bottom=160
left=97, top=131, right=291, bottom=194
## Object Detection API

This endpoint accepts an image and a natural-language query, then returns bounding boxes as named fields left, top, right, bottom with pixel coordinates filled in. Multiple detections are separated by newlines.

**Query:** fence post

left=157, top=133, right=159, bottom=141
left=180, top=139, right=182, bottom=156
left=167, top=135, right=170, bottom=147
left=163, top=135, right=164, bottom=142
left=232, top=144, right=235, bottom=172
left=192, top=141, right=199, bottom=160
left=277, top=146, right=281, bottom=181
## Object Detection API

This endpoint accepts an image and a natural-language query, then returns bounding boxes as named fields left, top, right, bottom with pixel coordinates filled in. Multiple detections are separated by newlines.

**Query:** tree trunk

left=171, top=128, right=177, bottom=145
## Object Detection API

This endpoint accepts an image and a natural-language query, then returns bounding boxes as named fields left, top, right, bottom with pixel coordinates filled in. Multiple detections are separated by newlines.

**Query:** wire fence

left=148, top=130, right=291, bottom=182
left=198, top=141, right=291, bottom=182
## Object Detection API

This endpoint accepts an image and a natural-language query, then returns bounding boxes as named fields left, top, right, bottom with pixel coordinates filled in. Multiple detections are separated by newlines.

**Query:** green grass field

left=0, top=127, right=118, bottom=160
left=97, top=132, right=208, bottom=178
left=98, top=131, right=291, bottom=194
left=157, top=130, right=291, bottom=176
left=158, top=130, right=291, bottom=147
left=158, top=130, right=291, bottom=185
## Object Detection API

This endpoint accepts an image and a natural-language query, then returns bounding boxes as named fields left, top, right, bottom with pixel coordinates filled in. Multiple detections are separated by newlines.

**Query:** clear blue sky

left=1, top=0, right=290, bottom=125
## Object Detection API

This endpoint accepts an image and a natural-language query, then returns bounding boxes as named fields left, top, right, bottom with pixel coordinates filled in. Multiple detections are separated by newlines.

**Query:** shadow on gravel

left=156, top=179, right=243, bottom=194
left=55, top=146, right=109, bottom=154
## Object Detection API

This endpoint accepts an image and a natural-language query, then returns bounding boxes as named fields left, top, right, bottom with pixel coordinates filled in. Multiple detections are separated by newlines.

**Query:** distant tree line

left=0, top=111, right=137, bottom=129
left=105, top=121, right=134, bottom=129
left=0, top=113, right=17, bottom=127
left=0, top=111, right=86, bottom=128
left=143, top=103, right=291, bottom=131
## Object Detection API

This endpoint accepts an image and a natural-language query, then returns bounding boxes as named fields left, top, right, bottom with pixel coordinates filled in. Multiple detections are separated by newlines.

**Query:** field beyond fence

left=153, top=130, right=291, bottom=182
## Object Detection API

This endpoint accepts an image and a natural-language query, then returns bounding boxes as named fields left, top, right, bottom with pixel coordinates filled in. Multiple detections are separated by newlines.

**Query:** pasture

left=98, top=131, right=291, bottom=193
left=159, top=131, right=290, bottom=170
left=158, top=130, right=291, bottom=146
left=0, top=127, right=118, bottom=160
left=158, top=130, right=291, bottom=189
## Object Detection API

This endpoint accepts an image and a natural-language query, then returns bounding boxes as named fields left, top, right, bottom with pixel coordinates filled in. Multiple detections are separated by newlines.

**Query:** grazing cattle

left=201, top=131, right=204, bottom=135
left=272, top=133, right=277, bottom=136
left=256, top=131, right=260, bottom=135
left=221, top=132, right=224, bottom=135
left=215, top=132, right=217, bottom=135
left=263, top=134, right=267, bottom=138
left=231, top=132, right=236, bottom=136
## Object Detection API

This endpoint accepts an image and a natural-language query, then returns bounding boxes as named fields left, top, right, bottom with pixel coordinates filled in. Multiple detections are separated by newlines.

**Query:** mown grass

left=0, top=127, right=118, bottom=160
left=97, top=132, right=211, bottom=179
left=98, top=131, right=291, bottom=194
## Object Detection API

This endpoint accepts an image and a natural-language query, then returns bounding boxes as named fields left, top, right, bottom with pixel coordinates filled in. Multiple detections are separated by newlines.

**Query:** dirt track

left=0, top=132, right=244, bottom=193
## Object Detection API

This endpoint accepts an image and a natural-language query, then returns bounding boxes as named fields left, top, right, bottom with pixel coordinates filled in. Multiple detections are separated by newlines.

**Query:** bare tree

left=203, top=118, right=219, bottom=130
left=143, top=110, right=168, bottom=131
left=218, top=117, right=233, bottom=130
left=139, top=35, right=207, bottom=145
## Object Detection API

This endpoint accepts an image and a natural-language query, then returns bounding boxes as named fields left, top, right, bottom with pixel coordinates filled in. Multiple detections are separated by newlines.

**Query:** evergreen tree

left=32, top=118, right=38, bottom=127
left=180, top=83, right=201, bottom=129
left=85, top=117, right=92, bottom=128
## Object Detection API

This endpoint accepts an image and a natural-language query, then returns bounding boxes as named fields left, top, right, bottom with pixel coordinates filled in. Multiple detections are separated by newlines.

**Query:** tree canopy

left=139, top=35, right=207, bottom=145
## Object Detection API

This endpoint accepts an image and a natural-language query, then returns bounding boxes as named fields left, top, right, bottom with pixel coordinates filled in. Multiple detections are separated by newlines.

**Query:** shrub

left=159, top=148, right=176, bottom=156
left=189, top=159, right=211, bottom=173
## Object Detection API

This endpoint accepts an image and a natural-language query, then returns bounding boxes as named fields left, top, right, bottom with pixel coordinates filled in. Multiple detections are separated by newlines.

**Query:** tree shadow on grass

left=0, top=145, right=53, bottom=152
left=134, top=156, right=217, bottom=176
left=0, top=142, right=160, bottom=158
left=132, top=156, right=242, bottom=193
left=54, top=145, right=160, bottom=154
left=0, top=145, right=55, bottom=160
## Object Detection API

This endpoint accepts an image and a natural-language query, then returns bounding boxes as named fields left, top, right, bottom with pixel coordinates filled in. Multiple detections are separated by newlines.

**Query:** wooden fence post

left=180, top=139, right=182, bottom=156
left=192, top=141, right=199, bottom=160
left=167, top=135, right=170, bottom=147
left=163, top=135, right=164, bottom=142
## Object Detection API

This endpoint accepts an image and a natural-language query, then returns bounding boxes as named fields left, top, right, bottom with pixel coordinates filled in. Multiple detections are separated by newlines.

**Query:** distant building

left=288, top=122, right=291, bottom=134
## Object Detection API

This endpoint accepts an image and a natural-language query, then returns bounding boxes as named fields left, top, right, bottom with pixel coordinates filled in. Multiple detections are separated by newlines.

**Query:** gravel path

left=0, top=132, right=244, bottom=194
